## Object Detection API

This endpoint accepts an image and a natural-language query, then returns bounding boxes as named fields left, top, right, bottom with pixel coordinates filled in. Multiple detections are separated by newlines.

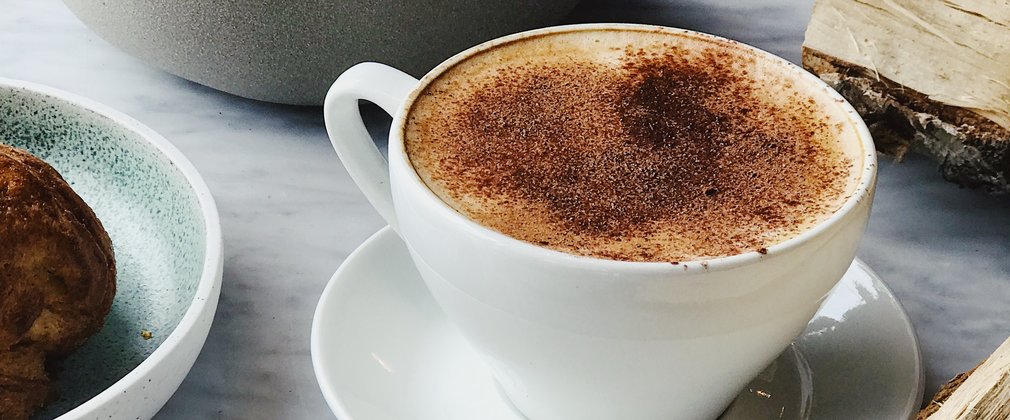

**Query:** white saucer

left=312, top=227, right=924, bottom=420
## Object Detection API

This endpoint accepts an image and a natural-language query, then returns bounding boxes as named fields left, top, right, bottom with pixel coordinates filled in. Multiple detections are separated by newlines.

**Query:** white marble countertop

left=2, top=0, right=1008, bottom=418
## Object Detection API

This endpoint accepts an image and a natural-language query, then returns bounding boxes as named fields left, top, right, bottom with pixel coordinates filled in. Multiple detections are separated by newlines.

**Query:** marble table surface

left=2, top=0, right=1008, bottom=418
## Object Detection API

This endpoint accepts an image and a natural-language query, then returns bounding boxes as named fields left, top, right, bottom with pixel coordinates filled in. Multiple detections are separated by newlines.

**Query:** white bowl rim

left=0, top=77, right=224, bottom=419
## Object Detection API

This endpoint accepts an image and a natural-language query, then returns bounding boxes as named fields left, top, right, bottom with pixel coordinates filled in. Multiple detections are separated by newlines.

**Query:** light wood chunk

left=802, top=0, right=1010, bottom=194
left=922, top=336, right=1010, bottom=420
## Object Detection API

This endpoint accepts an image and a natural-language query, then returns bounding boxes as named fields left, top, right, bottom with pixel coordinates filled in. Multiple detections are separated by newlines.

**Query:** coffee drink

left=404, top=28, right=862, bottom=262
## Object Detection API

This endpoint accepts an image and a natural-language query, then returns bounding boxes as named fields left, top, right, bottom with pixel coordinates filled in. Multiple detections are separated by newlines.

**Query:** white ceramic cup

left=324, top=24, right=877, bottom=420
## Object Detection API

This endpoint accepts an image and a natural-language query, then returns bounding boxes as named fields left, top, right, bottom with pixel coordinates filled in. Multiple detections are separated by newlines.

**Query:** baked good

left=0, top=144, right=116, bottom=419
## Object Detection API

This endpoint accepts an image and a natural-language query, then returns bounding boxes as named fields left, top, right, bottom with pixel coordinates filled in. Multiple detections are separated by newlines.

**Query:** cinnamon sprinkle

left=406, top=32, right=853, bottom=262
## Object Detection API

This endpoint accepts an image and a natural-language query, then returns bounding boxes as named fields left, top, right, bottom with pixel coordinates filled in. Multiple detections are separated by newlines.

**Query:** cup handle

left=324, top=62, right=420, bottom=231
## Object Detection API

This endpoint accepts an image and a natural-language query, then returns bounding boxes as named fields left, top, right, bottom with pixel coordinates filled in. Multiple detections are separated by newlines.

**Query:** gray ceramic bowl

left=61, top=0, right=580, bottom=105
left=0, top=78, right=222, bottom=420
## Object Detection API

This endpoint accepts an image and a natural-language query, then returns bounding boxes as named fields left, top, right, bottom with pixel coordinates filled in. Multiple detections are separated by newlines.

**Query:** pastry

left=0, top=144, right=116, bottom=419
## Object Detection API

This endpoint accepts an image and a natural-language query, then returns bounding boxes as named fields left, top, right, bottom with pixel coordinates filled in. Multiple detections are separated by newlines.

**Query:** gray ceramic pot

left=63, top=0, right=579, bottom=105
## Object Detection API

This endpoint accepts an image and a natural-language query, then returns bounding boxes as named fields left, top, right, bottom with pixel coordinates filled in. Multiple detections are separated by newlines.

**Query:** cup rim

left=390, top=23, right=877, bottom=273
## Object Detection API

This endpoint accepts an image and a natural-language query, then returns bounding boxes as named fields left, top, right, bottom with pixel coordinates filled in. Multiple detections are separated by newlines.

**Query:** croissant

left=0, top=144, right=116, bottom=420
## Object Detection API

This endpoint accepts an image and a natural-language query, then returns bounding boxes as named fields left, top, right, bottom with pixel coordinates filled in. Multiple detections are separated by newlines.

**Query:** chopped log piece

left=802, top=0, right=1010, bottom=194
left=917, top=336, right=1010, bottom=420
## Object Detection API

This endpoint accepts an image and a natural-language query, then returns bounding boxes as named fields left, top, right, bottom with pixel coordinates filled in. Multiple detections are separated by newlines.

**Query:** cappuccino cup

left=324, top=23, right=876, bottom=420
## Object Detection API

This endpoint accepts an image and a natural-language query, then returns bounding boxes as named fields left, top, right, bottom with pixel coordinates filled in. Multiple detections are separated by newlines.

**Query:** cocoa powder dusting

left=406, top=36, right=853, bottom=262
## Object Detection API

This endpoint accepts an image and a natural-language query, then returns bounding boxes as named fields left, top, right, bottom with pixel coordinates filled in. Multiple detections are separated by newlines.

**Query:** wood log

left=802, top=0, right=1010, bottom=194
left=917, top=336, right=1010, bottom=419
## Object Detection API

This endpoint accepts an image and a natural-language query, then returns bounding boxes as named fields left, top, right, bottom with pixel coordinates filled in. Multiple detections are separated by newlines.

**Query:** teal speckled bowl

left=0, top=79, right=222, bottom=420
